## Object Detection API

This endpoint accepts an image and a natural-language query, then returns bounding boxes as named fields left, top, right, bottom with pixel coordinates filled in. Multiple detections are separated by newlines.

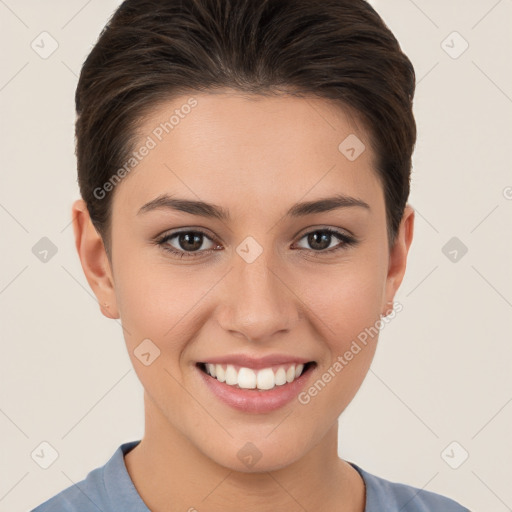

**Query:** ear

left=381, top=204, right=414, bottom=316
left=71, top=199, right=119, bottom=319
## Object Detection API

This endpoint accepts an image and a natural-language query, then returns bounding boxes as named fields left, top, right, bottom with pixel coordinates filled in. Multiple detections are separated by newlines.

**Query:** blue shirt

left=31, top=440, right=470, bottom=511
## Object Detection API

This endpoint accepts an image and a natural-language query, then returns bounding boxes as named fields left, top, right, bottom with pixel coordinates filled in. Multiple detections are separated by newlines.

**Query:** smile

left=198, top=362, right=314, bottom=390
left=196, top=354, right=317, bottom=413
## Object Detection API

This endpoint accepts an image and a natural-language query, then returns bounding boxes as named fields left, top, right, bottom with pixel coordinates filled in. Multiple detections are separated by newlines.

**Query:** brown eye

left=156, top=227, right=357, bottom=260
left=174, top=232, right=204, bottom=252
left=157, top=230, right=219, bottom=258
left=295, top=228, right=356, bottom=254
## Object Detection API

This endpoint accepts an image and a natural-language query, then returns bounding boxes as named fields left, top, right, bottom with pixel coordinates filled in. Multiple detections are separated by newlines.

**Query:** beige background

left=1, top=1, right=511, bottom=511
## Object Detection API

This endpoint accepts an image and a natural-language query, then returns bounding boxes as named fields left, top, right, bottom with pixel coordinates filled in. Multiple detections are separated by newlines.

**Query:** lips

left=195, top=353, right=317, bottom=413
left=196, top=357, right=316, bottom=413
left=198, top=361, right=313, bottom=390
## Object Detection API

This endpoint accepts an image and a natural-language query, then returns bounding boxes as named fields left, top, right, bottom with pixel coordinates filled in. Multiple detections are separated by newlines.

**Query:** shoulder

left=30, top=441, right=143, bottom=512
left=349, top=462, right=471, bottom=512
left=30, top=465, right=107, bottom=512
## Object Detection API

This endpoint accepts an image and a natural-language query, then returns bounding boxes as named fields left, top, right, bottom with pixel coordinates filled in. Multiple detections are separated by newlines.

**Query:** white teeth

left=238, top=367, right=257, bottom=389
left=256, top=368, right=275, bottom=390
left=203, top=363, right=308, bottom=390
left=215, top=364, right=226, bottom=382
left=275, top=367, right=287, bottom=386
left=225, top=365, right=238, bottom=385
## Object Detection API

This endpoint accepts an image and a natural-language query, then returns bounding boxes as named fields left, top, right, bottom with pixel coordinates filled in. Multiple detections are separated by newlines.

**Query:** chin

left=197, top=432, right=309, bottom=474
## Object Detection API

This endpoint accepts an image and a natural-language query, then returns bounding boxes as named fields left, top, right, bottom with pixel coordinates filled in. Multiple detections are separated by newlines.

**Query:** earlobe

left=381, top=204, right=415, bottom=315
left=71, top=199, right=119, bottom=319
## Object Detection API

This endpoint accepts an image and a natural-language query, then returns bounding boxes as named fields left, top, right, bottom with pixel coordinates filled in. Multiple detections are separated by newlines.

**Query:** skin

left=72, top=90, right=414, bottom=511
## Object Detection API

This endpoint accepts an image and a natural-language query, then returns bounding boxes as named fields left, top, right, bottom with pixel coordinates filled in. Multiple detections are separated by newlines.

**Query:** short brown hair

left=75, top=0, right=416, bottom=257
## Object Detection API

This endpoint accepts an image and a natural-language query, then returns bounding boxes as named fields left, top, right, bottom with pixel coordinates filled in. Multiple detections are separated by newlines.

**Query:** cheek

left=113, top=258, right=208, bottom=400
left=113, top=253, right=216, bottom=358
left=294, top=266, right=384, bottom=423
left=297, top=256, right=386, bottom=352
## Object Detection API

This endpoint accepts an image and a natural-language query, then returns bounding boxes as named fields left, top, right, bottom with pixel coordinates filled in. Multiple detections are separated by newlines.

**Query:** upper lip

left=198, top=354, right=314, bottom=369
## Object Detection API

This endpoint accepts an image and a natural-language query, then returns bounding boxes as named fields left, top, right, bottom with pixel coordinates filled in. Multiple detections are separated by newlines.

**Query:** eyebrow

left=137, top=193, right=370, bottom=221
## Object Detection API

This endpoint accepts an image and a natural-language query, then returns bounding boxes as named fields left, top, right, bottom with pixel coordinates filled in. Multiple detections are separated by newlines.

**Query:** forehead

left=111, top=90, right=382, bottom=219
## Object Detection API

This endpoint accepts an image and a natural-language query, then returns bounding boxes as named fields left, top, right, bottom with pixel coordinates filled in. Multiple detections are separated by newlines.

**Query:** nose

left=217, top=248, right=301, bottom=343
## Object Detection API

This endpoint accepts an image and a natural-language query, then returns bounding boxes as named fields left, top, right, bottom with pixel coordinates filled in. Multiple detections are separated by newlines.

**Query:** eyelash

left=154, top=228, right=358, bottom=259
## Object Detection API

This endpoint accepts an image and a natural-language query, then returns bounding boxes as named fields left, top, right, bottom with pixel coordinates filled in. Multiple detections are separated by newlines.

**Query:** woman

left=33, top=0, right=470, bottom=510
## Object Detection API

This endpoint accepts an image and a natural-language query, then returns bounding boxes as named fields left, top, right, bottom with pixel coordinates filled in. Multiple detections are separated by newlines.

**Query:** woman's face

left=76, top=90, right=413, bottom=472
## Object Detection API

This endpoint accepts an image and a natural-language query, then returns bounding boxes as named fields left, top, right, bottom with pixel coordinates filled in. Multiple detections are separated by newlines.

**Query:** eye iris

left=179, top=232, right=203, bottom=251
left=308, top=231, right=332, bottom=251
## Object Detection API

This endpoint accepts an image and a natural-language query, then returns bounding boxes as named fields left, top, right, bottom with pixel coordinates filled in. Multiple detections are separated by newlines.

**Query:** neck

left=124, top=393, right=365, bottom=511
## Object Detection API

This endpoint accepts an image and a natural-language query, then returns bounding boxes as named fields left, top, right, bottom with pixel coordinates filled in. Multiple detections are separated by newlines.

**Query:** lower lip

left=197, top=364, right=315, bottom=413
